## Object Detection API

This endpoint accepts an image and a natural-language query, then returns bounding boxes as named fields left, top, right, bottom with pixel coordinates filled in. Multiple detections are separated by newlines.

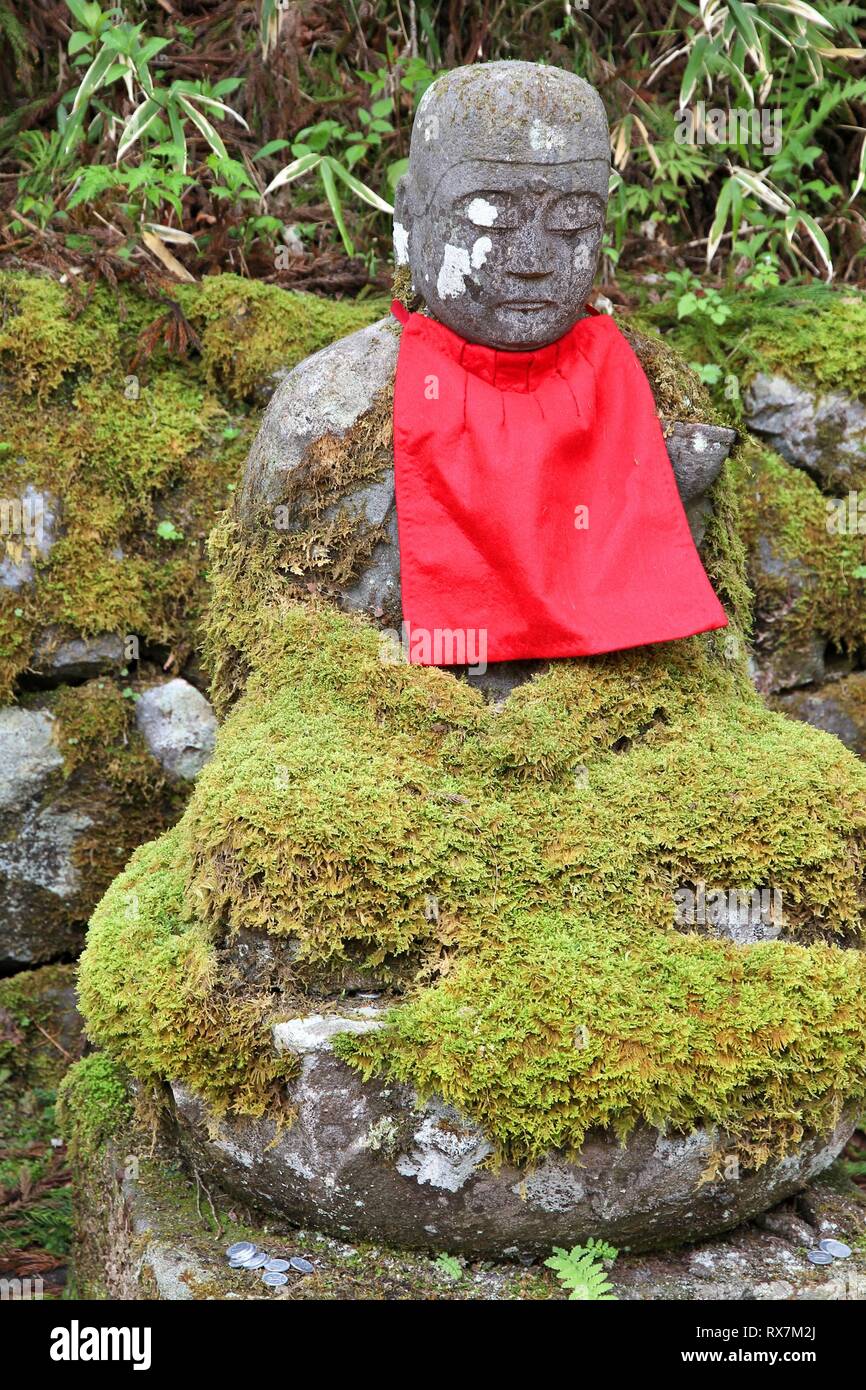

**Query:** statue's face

left=398, top=160, right=606, bottom=350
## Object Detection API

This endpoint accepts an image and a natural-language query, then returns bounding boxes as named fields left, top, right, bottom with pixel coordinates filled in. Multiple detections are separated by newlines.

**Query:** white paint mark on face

left=529, top=119, right=566, bottom=154
left=437, top=244, right=472, bottom=298
left=466, top=197, right=499, bottom=227
left=393, top=221, right=409, bottom=265
left=471, top=236, right=492, bottom=269
left=423, top=114, right=440, bottom=142
left=693, top=432, right=708, bottom=454
left=572, top=239, right=594, bottom=276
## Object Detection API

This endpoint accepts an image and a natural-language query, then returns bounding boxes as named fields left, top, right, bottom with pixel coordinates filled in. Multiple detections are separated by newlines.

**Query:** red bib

left=390, top=300, right=727, bottom=665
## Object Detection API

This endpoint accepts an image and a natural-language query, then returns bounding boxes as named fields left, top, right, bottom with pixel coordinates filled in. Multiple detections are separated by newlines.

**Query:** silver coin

left=241, top=1252, right=269, bottom=1269
left=807, top=1249, right=834, bottom=1265
left=819, top=1239, right=852, bottom=1259
left=229, top=1256, right=251, bottom=1268
left=226, top=1241, right=256, bottom=1260
left=264, top=1258, right=290, bottom=1273
left=289, top=1256, right=315, bottom=1274
left=262, top=1271, right=288, bottom=1287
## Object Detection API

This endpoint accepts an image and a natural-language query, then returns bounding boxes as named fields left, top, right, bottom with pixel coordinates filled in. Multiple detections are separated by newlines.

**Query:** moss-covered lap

left=80, top=605, right=866, bottom=1167
left=0, top=271, right=386, bottom=700
left=76, top=304, right=866, bottom=1172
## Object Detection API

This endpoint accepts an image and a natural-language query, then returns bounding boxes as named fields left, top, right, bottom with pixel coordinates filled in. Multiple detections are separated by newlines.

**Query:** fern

left=544, top=1240, right=618, bottom=1301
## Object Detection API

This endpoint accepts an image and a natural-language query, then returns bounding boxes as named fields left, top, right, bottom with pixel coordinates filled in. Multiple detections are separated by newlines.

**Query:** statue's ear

left=392, top=175, right=412, bottom=268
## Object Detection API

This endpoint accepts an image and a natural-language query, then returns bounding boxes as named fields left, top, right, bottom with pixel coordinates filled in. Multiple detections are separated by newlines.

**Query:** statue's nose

left=504, top=219, right=554, bottom=279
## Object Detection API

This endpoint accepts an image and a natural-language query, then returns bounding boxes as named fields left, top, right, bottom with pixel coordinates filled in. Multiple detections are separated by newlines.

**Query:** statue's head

left=394, top=61, right=610, bottom=351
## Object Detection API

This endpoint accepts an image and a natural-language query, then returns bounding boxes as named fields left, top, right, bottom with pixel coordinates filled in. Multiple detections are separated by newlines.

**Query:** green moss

left=0, top=270, right=385, bottom=701
left=729, top=437, right=866, bottom=659
left=635, top=283, right=866, bottom=406
left=79, top=590, right=866, bottom=1165
left=57, top=1053, right=132, bottom=1158
left=78, top=827, right=297, bottom=1117
left=176, top=274, right=388, bottom=400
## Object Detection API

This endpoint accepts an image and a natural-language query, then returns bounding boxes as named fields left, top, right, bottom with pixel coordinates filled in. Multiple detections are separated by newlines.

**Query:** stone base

left=165, top=1004, right=857, bottom=1260
left=71, top=1116, right=866, bottom=1301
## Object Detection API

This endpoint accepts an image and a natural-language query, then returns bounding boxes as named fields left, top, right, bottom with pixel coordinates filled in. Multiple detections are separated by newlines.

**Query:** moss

left=0, top=270, right=386, bottom=701
left=729, top=437, right=866, bottom=660
left=78, top=826, right=297, bottom=1118
left=635, top=283, right=866, bottom=407
left=79, top=589, right=866, bottom=1165
left=57, top=1053, right=132, bottom=1158
left=176, top=274, right=388, bottom=400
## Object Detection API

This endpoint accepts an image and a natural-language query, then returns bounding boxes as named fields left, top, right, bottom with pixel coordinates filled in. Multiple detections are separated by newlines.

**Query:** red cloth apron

left=390, top=299, right=727, bottom=665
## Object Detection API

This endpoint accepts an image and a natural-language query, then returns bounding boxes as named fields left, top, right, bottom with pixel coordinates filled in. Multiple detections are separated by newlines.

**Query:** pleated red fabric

left=390, top=299, right=727, bottom=664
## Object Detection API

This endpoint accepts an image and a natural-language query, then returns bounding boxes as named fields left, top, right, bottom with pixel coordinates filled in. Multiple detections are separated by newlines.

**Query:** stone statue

left=78, top=62, right=866, bottom=1261
left=239, top=61, right=735, bottom=696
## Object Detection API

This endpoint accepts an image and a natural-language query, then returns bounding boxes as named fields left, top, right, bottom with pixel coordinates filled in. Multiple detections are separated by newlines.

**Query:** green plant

left=664, top=269, right=732, bottom=324
left=260, top=113, right=394, bottom=257
left=434, top=1253, right=463, bottom=1280
left=545, top=1240, right=619, bottom=1301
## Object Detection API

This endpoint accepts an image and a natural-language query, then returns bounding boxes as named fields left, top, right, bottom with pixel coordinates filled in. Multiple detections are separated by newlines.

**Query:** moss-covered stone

left=728, top=438, right=866, bottom=682
left=57, top=1052, right=132, bottom=1159
left=74, top=295, right=866, bottom=1192
left=634, top=283, right=866, bottom=407
left=79, top=584, right=866, bottom=1169
left=0, top=271, right=387, bottom=701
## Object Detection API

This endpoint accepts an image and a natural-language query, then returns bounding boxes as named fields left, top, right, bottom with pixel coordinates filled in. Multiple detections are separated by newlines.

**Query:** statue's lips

left=497, top=299, right=555, bottom=311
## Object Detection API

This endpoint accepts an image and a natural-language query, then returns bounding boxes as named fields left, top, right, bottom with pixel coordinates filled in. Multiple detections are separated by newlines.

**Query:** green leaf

left=544, top=1244, right=617, bottom=1301
left=68, top=31, right=93, bottom=56
left=319, top=157, right=354, bottom=255
left=327, top=156, right=393, bottom=214
left=254, top=138, right=291, bottom=160
left=176, top=94, right=227, bottom=160
left=262, top=150, right=321, bottom=196
left=69, top=42, right=116, bottom=116
left=117, top=97, right=162, bottom=161
left=155, top=519, right=184, bottom=542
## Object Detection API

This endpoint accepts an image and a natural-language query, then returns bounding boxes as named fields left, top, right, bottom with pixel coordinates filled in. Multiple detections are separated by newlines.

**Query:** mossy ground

left=0, top=270, right=386, bottom=701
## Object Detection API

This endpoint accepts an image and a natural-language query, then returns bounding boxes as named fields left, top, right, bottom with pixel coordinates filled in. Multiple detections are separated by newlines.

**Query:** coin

left=264, top=1258, right=290, bottom=1273
left=289, top=1256, right=315, bottom=1274
left=807, top=1249, right=833, bottom=1265
left=229, top=1256, right=251, bottom=1268
left=226, top=1242, right=256, bottom=1260
left=241, top=1251, right=269, bottom=1269
left=819, top=1239, right=852, bottom=1259
left=262, top=1271, right=288, bottom=1287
